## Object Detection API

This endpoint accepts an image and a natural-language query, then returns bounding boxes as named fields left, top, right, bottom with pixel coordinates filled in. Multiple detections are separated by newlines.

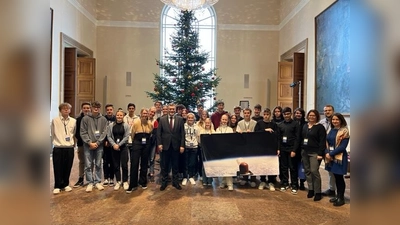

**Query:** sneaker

left=240, top=180, right=247, bottom=186
left=126, top=187, right=137, bottom=194
left=103, top=179, right=109, bottom=186
left=95, top=183, right=104, bottom=191
left=258, top=182, right=266, bottom=190
left=219, top=183, right=227, bottom=189
left=53, top=188, right=61, bottom=194
left=73, top=177, right=84, bottom=188
left=114, top=182, right=121, bottom=191
left=189, top=178, right=196, bottom=185
left=280, top=185, right=289, bottom=192
left=182, top=178, right=188, bottom=186
left=86, top=184, right=93, bottom=192
left=123, top=182, right=129, bottom=190
left=228, top=185, right=233, bottom=191
left=291, top=189, right=298, bottom=195
left=141, top=185, right=147, bottom=190
left=250, top=182, right=257, bottom=188
left=63, top=186, right=72, bottom=192
left=268, top=183, right=275, bottom=191
left=109, top=180, right=114, bottom=187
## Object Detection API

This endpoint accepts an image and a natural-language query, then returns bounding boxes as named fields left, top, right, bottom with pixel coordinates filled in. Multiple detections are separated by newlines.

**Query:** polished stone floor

left=50, top=151, right=350, bottom=225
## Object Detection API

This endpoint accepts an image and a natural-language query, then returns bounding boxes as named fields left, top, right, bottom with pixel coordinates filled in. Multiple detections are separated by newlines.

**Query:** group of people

left=51, top=100, right=349, bottom=207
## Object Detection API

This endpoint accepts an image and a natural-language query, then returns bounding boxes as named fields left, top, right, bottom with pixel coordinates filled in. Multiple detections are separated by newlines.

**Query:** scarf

left=332, top=126, right=350, bottom=164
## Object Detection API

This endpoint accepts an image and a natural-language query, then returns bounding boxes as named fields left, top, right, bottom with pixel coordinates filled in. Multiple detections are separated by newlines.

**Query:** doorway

left=61, top=33, right=96, bottom=116
left=277, top=39, right=308, bottom=110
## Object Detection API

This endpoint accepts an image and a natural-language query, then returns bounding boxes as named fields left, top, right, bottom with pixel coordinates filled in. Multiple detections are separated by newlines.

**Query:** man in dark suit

left=157, top=103, right=185, bottom=191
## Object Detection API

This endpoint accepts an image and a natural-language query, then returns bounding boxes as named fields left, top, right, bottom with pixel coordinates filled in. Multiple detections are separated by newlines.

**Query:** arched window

left=161, top=6, right=217, bottom=109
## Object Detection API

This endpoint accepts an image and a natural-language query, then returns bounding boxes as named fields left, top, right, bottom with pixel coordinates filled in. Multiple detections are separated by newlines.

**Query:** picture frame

left=315, top=0, right=350, bottom=114
left=239, top=100, right=249, bottom=109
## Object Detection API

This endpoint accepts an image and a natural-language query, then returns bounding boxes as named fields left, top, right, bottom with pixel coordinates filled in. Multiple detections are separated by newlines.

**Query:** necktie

left=169, top=116, right=173, bottom=130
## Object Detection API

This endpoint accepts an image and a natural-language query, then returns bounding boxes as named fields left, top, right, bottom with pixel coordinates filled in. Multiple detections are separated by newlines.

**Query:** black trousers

left=129, top=143, right=150, bottom=188
left=160, top=144, right=180, bottom=185
left=334, top=173, right=345, bottom=196
left=103, top=145, right=114, bottom=180
left=279, top=150, right=299, bottom=188
left=52, top=147, right=74, bottom=189
left=197, top=146, right=203, bottom=177
left=112, top=145, right=129, bottom=182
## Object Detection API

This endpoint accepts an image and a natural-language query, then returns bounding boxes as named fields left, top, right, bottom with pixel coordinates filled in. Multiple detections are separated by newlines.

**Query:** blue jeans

left=183, top=148, right=198, bottom=178
left=84, top=144, right=104, bottom=184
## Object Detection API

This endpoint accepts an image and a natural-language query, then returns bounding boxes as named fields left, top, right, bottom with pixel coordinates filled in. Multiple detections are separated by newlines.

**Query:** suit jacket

left=157, top=115, right=185, bottom=150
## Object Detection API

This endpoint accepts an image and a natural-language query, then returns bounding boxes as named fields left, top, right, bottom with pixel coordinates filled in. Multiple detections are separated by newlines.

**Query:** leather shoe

left=333, top=198, right=345, bottom=206
left=313, top=193, right=322, bottom=201
left=322, top=189, right=336, bottom=197
left=173, top=184, right=182, bottom=190
left=160, top=184, right=167, bottom=191
left=307, top=190, right=314, bottom=198
left=329, top=197, right=338, bottom=203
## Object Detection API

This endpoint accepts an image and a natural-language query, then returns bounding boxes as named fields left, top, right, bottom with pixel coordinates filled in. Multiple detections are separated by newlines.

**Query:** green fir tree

left=146, top=10, right=221, bottom=111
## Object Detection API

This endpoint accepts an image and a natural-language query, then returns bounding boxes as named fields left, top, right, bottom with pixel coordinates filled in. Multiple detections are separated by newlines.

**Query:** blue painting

left=315, top=0, right=350, bottom=113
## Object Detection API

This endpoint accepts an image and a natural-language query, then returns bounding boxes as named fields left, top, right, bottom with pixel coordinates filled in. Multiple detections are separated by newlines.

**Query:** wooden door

left=76, top=57, right=95, bottom=116
left=64, top=48, right=76, bottom=116
left=277, top=61, right=293, bottom=109
left=292, top=53, right=304, bottom=109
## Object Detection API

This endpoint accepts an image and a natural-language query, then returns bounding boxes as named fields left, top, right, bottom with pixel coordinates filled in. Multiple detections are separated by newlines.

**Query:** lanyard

left=62, top=117, right=69, bottom=135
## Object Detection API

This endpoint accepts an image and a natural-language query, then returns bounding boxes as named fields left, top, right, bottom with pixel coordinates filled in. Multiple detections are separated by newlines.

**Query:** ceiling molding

left=279, top=0, right=310, bottom=30
left=97, top=20, right=159, bottom=28
left=219, top=24, right=279, bottom=31
left=67, top=0, right=97, bottom=25
left=69, top=0, right=310, bottom=31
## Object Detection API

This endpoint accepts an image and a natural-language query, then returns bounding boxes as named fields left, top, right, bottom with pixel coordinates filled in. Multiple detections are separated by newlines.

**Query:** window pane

left=161, top=6, right=216, bottom=108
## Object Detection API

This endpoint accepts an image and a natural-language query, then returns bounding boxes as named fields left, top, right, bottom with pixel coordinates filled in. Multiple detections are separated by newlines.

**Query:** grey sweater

left=106, top=122, right=131, bottom=147
left=80, top=113, right=108, bottom=146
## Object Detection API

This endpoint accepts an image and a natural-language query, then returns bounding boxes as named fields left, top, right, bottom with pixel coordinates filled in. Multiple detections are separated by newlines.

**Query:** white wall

left=279, top=0, right=336, bottom=112
left=50, top=0, right=97, bottom=119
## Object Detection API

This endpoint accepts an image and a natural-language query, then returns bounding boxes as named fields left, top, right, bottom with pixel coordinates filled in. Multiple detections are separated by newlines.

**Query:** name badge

left=116, top=138, right=120, bottom=144
left=65, top=136, right=70, bottom=142
left=282, top=136, right=287, bottom=143
left=94, top=130, right=100, bottom=138
left=141, top=138, right=146, bottom=145
left=303, top=138, right=308, bottom=145
left=329, top=146, right=334, bottom=151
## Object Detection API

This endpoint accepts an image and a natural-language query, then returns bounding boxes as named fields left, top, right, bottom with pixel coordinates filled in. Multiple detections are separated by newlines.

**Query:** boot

left=329, top=197, right=338, bottom=203
left=333, top=192, right=345, bottom=206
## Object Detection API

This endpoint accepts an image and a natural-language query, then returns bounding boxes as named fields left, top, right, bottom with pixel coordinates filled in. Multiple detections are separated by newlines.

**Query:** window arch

left=160, top=6, right=217, bottom=109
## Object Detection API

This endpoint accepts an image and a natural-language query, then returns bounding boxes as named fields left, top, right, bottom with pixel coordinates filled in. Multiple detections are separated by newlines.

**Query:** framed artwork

left=239, top=100, right=249, bottom=109
left=315, top=0, right=350, bottom=114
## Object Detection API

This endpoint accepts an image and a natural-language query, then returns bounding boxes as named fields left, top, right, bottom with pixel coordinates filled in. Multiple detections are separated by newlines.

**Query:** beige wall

left=50, top=0, right=97, bottom=118
left=279, top=0, right=336, bottom=111
left=96, top=26, right=160, bottom=110
left=50, top=0, right=342, bottom=116
left=217, top=30, right=279, bottom=111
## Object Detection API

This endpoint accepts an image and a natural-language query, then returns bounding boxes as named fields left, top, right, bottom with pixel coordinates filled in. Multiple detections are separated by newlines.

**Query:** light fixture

left=160, top=0, right=219, bottom=11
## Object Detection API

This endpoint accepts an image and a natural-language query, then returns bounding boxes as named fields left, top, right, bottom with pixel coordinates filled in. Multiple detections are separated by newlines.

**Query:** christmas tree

left=146, top=10, right=221, bottom=111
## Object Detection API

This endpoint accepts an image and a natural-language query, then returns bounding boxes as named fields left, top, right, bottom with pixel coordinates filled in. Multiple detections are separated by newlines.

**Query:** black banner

left=201, top=132, right=278, bottom=161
